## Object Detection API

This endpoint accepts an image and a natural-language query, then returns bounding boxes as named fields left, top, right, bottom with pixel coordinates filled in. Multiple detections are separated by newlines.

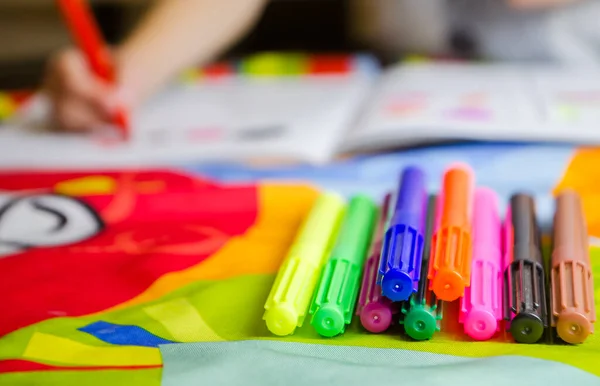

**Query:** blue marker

left=378, top=166, right=427, bottom=302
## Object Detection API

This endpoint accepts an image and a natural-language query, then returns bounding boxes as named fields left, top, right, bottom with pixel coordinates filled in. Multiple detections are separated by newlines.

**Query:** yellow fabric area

left=143, top=298, right=224, bottom=342
left=22, top=333, right=161, bottom=367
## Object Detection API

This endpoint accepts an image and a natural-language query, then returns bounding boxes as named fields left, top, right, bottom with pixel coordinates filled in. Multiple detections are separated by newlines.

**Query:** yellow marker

left=242, top=52, right=307, bottom=77
left=402, top=54, right=430, bottom=64
left=179, top=68, right=200, bottom=84
left=263, top=192, right=346, bottom=336
left=242, top=52, right=286, bottom=76
left=0, top=93, right=16, bottom=121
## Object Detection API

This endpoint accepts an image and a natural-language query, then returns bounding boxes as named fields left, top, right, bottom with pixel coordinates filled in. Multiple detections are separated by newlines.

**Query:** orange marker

left=56, top=0, right=130, bottom=139
left=428, top=165, right=473, bottom=301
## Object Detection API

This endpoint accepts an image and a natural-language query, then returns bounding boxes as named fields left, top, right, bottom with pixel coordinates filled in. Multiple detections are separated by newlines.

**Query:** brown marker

left=551, top=189, right=596, bottom=344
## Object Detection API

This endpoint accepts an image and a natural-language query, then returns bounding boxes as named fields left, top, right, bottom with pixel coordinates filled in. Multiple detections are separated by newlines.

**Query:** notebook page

left=0, top=75, right=372, bottom=169
left=341, top=63, right=600, bottom=153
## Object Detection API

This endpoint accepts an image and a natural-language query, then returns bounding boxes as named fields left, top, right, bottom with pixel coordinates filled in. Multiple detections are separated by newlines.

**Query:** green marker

left=400, top=195, right=443, bottom=340
left=309, top=195, right=377, bottom=337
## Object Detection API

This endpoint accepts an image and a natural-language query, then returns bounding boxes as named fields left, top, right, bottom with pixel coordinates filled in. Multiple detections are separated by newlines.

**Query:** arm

left=117, top=0, right=269, bottom=106
left=45, top=0, right=268, bottom=131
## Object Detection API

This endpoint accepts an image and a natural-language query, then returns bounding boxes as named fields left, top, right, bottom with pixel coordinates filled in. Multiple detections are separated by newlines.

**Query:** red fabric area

left=0, top=170, right=258, bottom=336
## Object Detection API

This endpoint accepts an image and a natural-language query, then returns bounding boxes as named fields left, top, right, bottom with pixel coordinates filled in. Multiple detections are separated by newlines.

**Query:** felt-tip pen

left=401, top=195, right=442, bottom=341
left=378, top=166, right=427, bottom=302
left=263, top=193, right=345, bottom=336
left=503, top=193, right=548, bottom=344
left=550, top=190, right=596, bottom=344
left=310, top=195, right=377, bottom=337
left=459, top=188, right=503, bottom=341
left=428, top=165, right=474, bottom=301
left=56, top=0, right=130, bottom=138
left=357, top=193, right=397, bottom=333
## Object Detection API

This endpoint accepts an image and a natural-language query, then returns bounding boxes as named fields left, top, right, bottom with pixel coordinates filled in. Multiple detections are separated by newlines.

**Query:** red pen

left=56, top=0, right=130, bottom=139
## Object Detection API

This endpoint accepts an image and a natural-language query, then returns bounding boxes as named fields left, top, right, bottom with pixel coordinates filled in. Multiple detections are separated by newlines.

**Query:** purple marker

left=378, top=166, right=427, bottom=302
left=357, top=193, right=398, bottom=333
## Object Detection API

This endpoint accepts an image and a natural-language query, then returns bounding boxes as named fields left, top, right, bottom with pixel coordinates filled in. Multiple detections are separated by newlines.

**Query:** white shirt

left=448, top=0, right=600, bottom=65
left=354, top=0, right=600, bottom=66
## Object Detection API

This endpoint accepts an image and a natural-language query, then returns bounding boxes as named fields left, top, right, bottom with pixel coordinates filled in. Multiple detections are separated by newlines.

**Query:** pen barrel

left=368, top=194, right=391, bottom=257
left=504, top=259, right=547, bottom=343
left=550, top=190, right=596, bottom=344
left=310, top=195, right=377, bottom=337
left=552, top=190, right=589, bottom=264
left=391, top=167, right=427, bottom=229
left=294, top=194, right=347, bottom=248
left=415, top=195, right=438, bottom=303
left=460, top=188, right=502, bottom=340
left=329, top=195, right=377, bottom=265
left=57, top=0, right=114, bottom=80
left=471, top=188, right=500, bottom=261
left=440, top=166, right=472, bottom=229
left=379, top=167, right=427, bottom=302
left=263, top=193, right=345, bottom=336
left=510, top=194, right=543, bottom=264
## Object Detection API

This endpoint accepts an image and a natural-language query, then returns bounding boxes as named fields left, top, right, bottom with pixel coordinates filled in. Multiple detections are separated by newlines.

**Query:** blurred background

left=0, top=0, right=453, bottom=90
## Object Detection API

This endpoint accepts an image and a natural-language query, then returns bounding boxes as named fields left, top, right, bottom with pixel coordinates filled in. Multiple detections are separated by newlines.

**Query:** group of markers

left=263, top=164, right=596, bottom=345
left=181, top=53, right=375, bottom=82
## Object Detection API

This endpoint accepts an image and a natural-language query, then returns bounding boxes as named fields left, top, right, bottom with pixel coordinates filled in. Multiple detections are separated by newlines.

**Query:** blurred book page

left=341, top=62, right=600, bottom=152
left=0, top=75, right=372, bottom=169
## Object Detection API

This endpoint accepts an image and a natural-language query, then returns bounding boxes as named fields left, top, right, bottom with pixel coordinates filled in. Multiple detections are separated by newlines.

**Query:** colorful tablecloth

left=1, top=143, right=599, bottom=385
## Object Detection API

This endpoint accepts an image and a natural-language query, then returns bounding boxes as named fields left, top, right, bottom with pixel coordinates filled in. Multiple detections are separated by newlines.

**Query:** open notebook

left=342, top=62, right=600, bottom=153
left=0, top=54, right=376, bottom=168
left=1, top=56, right=600, bottom=168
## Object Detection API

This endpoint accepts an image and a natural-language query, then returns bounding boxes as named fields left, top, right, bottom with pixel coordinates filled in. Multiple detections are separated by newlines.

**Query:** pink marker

left=459, top=187, right=503, bottom=341
left=357, top=193, right=398, bottom=333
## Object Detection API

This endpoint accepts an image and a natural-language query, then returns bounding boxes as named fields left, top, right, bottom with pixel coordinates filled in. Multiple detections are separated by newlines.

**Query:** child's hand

left=43, top=48, right=117, bottom=132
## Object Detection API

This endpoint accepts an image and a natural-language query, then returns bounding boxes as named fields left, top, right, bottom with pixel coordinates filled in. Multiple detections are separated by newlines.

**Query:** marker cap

left=404, top=307, right=437, bottom=341
left=264, top=307, right=298, bottom=337
left=463, top=308, right=498, bottom=341
left=431, top=268, right=465, bottom=302
left=312, top=305, right=345, bottom=338
left=360, top=302, right=393, bottom=334
left=381, top=270, right=413, bottom=302
left=510, top=313, right=545, bottom=344
left=556, top=310, right=592, bottom=345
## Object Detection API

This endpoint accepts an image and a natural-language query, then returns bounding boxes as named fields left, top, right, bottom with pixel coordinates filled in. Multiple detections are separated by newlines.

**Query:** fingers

left=44, top=48, right=116, bottom=132
left=52, top=97, right=112, bottom=133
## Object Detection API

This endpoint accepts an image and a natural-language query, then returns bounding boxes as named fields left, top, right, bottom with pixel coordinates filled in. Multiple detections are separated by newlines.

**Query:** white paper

left=342, top=62, right=600, bottom=153
left=0, top=74, right=373, bottom=169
